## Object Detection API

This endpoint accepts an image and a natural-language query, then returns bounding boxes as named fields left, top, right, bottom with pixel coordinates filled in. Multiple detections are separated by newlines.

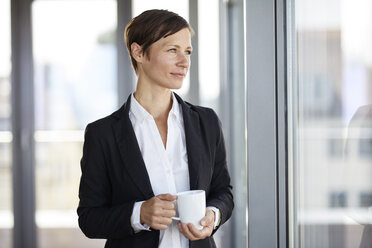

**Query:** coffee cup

left=172, top=190, right=206, bottom=230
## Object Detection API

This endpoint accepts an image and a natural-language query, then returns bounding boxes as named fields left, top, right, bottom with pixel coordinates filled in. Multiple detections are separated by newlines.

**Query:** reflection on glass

left=0, top=0, right=12, bottom=247
left=288, top=0, right=372, bottom=247
left=32, top=1, right=116, bottom=247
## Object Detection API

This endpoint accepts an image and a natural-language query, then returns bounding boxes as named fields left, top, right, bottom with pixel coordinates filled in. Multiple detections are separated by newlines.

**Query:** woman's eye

left=185, top=50, right=192, bottom=55
left=168, top=49, right=176, bottom=53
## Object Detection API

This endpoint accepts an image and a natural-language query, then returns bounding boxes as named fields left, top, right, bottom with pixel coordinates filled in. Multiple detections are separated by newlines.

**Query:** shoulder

left=84, top=104, right=125, bottom=138
left=175, top=92, right=220, bottom=124
left=180, top=100, right=223, bottom=142
left=180, top=99, right=226, bottom=151
left=184, top=101, right=220, bottom=125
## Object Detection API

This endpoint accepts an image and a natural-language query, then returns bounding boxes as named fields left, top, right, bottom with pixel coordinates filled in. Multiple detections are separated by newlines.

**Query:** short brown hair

left=124, top=9, right=193, bottom=72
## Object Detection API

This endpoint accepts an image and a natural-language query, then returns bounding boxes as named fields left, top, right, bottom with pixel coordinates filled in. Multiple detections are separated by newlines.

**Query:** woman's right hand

left=140, top=194, right=177, bottom=230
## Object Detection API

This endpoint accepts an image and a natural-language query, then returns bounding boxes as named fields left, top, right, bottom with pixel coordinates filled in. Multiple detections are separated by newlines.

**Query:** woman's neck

left=134, top=83, right=173, bottom=120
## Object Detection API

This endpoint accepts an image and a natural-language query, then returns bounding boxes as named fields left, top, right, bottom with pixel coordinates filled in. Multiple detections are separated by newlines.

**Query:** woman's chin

left=170, top=83, right=183, bottom=90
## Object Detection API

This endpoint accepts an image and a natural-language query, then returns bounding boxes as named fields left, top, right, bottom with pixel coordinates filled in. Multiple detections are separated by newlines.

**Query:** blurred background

left=1, top=0, right=246, bottom=247
left=1, top=0, right=372, bottom=247
left=288, top=0, right=372, bottom=247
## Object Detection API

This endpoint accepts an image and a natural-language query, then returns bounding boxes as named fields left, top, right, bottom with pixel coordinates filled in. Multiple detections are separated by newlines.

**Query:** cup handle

left=172, top=216, right=180, bottom=221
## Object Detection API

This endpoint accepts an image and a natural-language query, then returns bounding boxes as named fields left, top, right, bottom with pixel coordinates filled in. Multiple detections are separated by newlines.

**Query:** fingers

left=162, top=209, right=177, bottom=218
left=178, top=223, right=198, bottom=240
left=178, top=222, right=213, bottom=241
left=153, top=197, right=176, bottom=210
left=189, top=222, right=212, bottom=237
left=150, top=216, right=174, bottom=230
left=178, top=209, right=214, bottom=241
left=200, top=209, right=214, bottom=227
left=140, top=194, right=177, bottom=230
left=157, top=193, right=177, bottom=202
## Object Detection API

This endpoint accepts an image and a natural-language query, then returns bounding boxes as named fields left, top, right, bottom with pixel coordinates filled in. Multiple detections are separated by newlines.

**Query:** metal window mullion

left=217, top=0, right=233, bottom=247
left=117, top=0, right=135, bottom=106
left=246, top=0, right=279, bottom=247
left=188, top=0, right=199, bottom=105
left=226, top=0, right=247, bottom=247
left=286, top=0, right=298, bottom=246
left=11, top=0, right=36, bottom=247
left=275, top=0, right=288, bottom=247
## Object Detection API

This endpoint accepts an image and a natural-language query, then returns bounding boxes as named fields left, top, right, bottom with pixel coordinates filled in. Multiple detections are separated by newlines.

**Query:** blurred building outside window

left=288, top=0, right=372, bottom=247
left=197, top=0, right=220, bottom=113
left=32, top=1, right=117, bottom=247
left=329, top=191, right=347, bottom=208
left=360, top=192, right=372, bottom=208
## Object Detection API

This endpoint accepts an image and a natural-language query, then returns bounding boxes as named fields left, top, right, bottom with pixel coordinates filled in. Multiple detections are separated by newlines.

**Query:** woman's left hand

left=178, top=208, right=215, bottom=241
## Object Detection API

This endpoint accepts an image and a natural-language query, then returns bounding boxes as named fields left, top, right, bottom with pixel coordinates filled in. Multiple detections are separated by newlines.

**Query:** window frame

left=11, top=0, right=36, bottom=247
left=245, top=0, right=288, bottom=247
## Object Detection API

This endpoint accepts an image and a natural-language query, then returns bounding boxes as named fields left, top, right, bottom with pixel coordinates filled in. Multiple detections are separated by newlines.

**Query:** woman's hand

left=140, top=194, right=177, bottom=230
left=178, top=208, right=215, bottom=240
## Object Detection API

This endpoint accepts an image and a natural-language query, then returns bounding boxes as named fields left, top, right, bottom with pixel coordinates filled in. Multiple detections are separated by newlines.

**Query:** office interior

left=1, top=0, right=372, bottom=247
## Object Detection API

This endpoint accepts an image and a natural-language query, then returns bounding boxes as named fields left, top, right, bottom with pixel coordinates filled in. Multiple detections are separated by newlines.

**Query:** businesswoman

left=77, top=9, right=234, bottom=248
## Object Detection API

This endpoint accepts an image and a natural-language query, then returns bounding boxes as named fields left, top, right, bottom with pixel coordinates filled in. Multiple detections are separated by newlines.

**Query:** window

left=0, top=0, right=12, bottom=247
left=32, top=1, right=117, bottom=247
left=360, top=192, right=372, bottom=208
left=359, top=139, right=372, bottom=158
left=328, top=138, right=345, bottom=158
left=288, top=0, right=372, bottom=247
left=4, top=0, right=246, bottom=246
left=329, top=192, right=347, bottom=208
left=198, top=0, right=220, bottom=112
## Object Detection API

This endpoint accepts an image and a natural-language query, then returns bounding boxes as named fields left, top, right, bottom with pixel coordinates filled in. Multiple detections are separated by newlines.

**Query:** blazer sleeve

left=77, top=123, right=135, bottom=239
left=205, top=112, right=234, bottom=231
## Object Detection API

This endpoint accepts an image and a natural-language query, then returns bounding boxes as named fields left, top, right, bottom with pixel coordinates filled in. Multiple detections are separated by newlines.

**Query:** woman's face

left=138, top=28, right=192, bottom=90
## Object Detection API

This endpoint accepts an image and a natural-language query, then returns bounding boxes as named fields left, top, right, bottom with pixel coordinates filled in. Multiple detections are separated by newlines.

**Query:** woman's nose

left=177, top=53, right=190, bottom=68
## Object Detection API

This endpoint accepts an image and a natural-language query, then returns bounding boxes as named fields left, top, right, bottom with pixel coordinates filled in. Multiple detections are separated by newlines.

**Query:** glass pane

left=0, top=0, right=13, bottom=247
left=132, top=0, right=188, bottom=18
left=0, top=143, right=12, bottom=248
left=288, top=0, right=372, bottom=247
left=32, top=1, right=116, bottom=247
left=197, top=1, right=228, bottom=246
left=198, top=0, right=220, bottom=112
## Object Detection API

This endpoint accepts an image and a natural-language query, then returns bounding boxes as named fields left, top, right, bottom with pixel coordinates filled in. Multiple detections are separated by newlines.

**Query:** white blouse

left=129, top=93, right=190, bottom=248
left=129, top=92, right=220, bottom=248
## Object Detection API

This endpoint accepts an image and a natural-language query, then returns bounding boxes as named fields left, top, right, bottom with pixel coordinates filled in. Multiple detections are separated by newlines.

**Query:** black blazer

left=77, top=93, right=234, bottom=248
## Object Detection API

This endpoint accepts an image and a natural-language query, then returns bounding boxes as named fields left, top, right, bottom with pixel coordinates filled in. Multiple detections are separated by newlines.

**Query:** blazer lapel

left=112, top=96, right=154, bottom=199
left=175, top=94, right=203, bottom=190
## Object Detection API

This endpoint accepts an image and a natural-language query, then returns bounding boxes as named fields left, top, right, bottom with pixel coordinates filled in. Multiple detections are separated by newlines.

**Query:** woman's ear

left=131, top=42, right=144, bottom=63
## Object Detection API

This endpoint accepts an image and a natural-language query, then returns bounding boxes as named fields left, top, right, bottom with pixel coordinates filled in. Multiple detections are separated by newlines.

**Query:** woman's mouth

left=171, top=73, right=185, bottom=78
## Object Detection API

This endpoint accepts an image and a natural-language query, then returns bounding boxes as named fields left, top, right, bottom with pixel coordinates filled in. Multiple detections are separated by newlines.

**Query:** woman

left=77, top=9, right=234, bottom=248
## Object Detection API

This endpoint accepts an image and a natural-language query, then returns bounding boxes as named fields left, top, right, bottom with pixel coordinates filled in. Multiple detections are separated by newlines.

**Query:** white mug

left=172, top=190, right=206, bottom=230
